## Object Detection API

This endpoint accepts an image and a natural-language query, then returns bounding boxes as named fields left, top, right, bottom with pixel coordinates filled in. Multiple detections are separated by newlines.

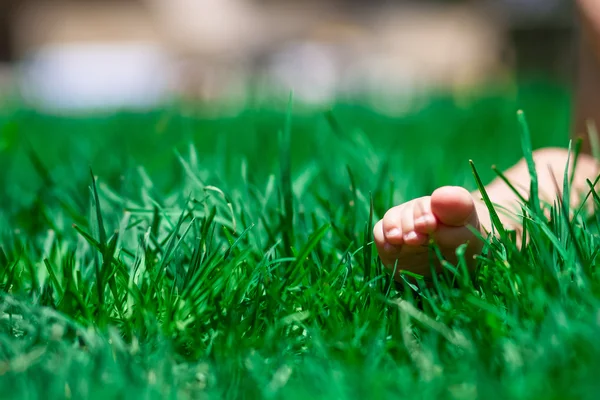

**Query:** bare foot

left=373, top=148, right=599, bottom=280
left=373, top=186, right=485, bottom=279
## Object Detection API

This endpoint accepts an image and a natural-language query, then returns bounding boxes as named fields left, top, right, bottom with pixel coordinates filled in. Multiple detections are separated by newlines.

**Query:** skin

left=374, top=1, right=600, bottom=280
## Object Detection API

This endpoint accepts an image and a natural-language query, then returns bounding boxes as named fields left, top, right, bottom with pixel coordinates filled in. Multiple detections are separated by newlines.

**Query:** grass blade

left=279, top=92, right=294, bottom=257
left=470, top=160, right=507, bottom=240
left=517, top=110, right=540, bottom=216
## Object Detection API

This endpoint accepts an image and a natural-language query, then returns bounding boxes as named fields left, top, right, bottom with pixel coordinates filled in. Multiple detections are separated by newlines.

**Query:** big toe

left=430, top=186, right=477, bottom=227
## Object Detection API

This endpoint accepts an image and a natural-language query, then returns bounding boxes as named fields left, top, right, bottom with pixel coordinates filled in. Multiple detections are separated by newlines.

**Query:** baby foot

left=373, top=186, right=485, bottom=279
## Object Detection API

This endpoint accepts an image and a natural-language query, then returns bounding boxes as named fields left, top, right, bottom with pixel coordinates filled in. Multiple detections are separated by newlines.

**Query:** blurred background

left=0, top=0, right=577, bottom=113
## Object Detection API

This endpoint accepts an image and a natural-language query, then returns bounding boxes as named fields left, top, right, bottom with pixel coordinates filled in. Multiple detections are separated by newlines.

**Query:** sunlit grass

left=2, top=81, right=599, bottom=399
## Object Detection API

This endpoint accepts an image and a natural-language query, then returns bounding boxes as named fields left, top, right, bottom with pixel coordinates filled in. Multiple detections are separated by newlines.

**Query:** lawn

left=1, top=80, right=598, bottom=399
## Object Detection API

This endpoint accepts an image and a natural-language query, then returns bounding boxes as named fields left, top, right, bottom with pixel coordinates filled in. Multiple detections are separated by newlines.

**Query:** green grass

left=1, top=80, right=598, bottom=399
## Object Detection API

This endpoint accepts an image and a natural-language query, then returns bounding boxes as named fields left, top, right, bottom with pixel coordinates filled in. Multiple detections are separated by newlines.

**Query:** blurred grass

left=0, top=80, right=570, bottom=230
left=2, top=79, right=598, bottom=399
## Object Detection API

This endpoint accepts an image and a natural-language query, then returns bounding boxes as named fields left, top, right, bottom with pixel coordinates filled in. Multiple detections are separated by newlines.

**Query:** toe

left=400, top=202, right=428, bottom=245
left=399, top=202, right=415, bottom=239
left=403, top=231, right=429, bottom=246
left=381, top=204, right=407, bottom=245
left=373, top=219, right=386, bottom=250
left=373, top=219, right=400, bottom=264
left=430, top=186, right=478, bottom=227
left=412, top=197, right=437, bottom=234
left=382, top=198, right=432, bottom=246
